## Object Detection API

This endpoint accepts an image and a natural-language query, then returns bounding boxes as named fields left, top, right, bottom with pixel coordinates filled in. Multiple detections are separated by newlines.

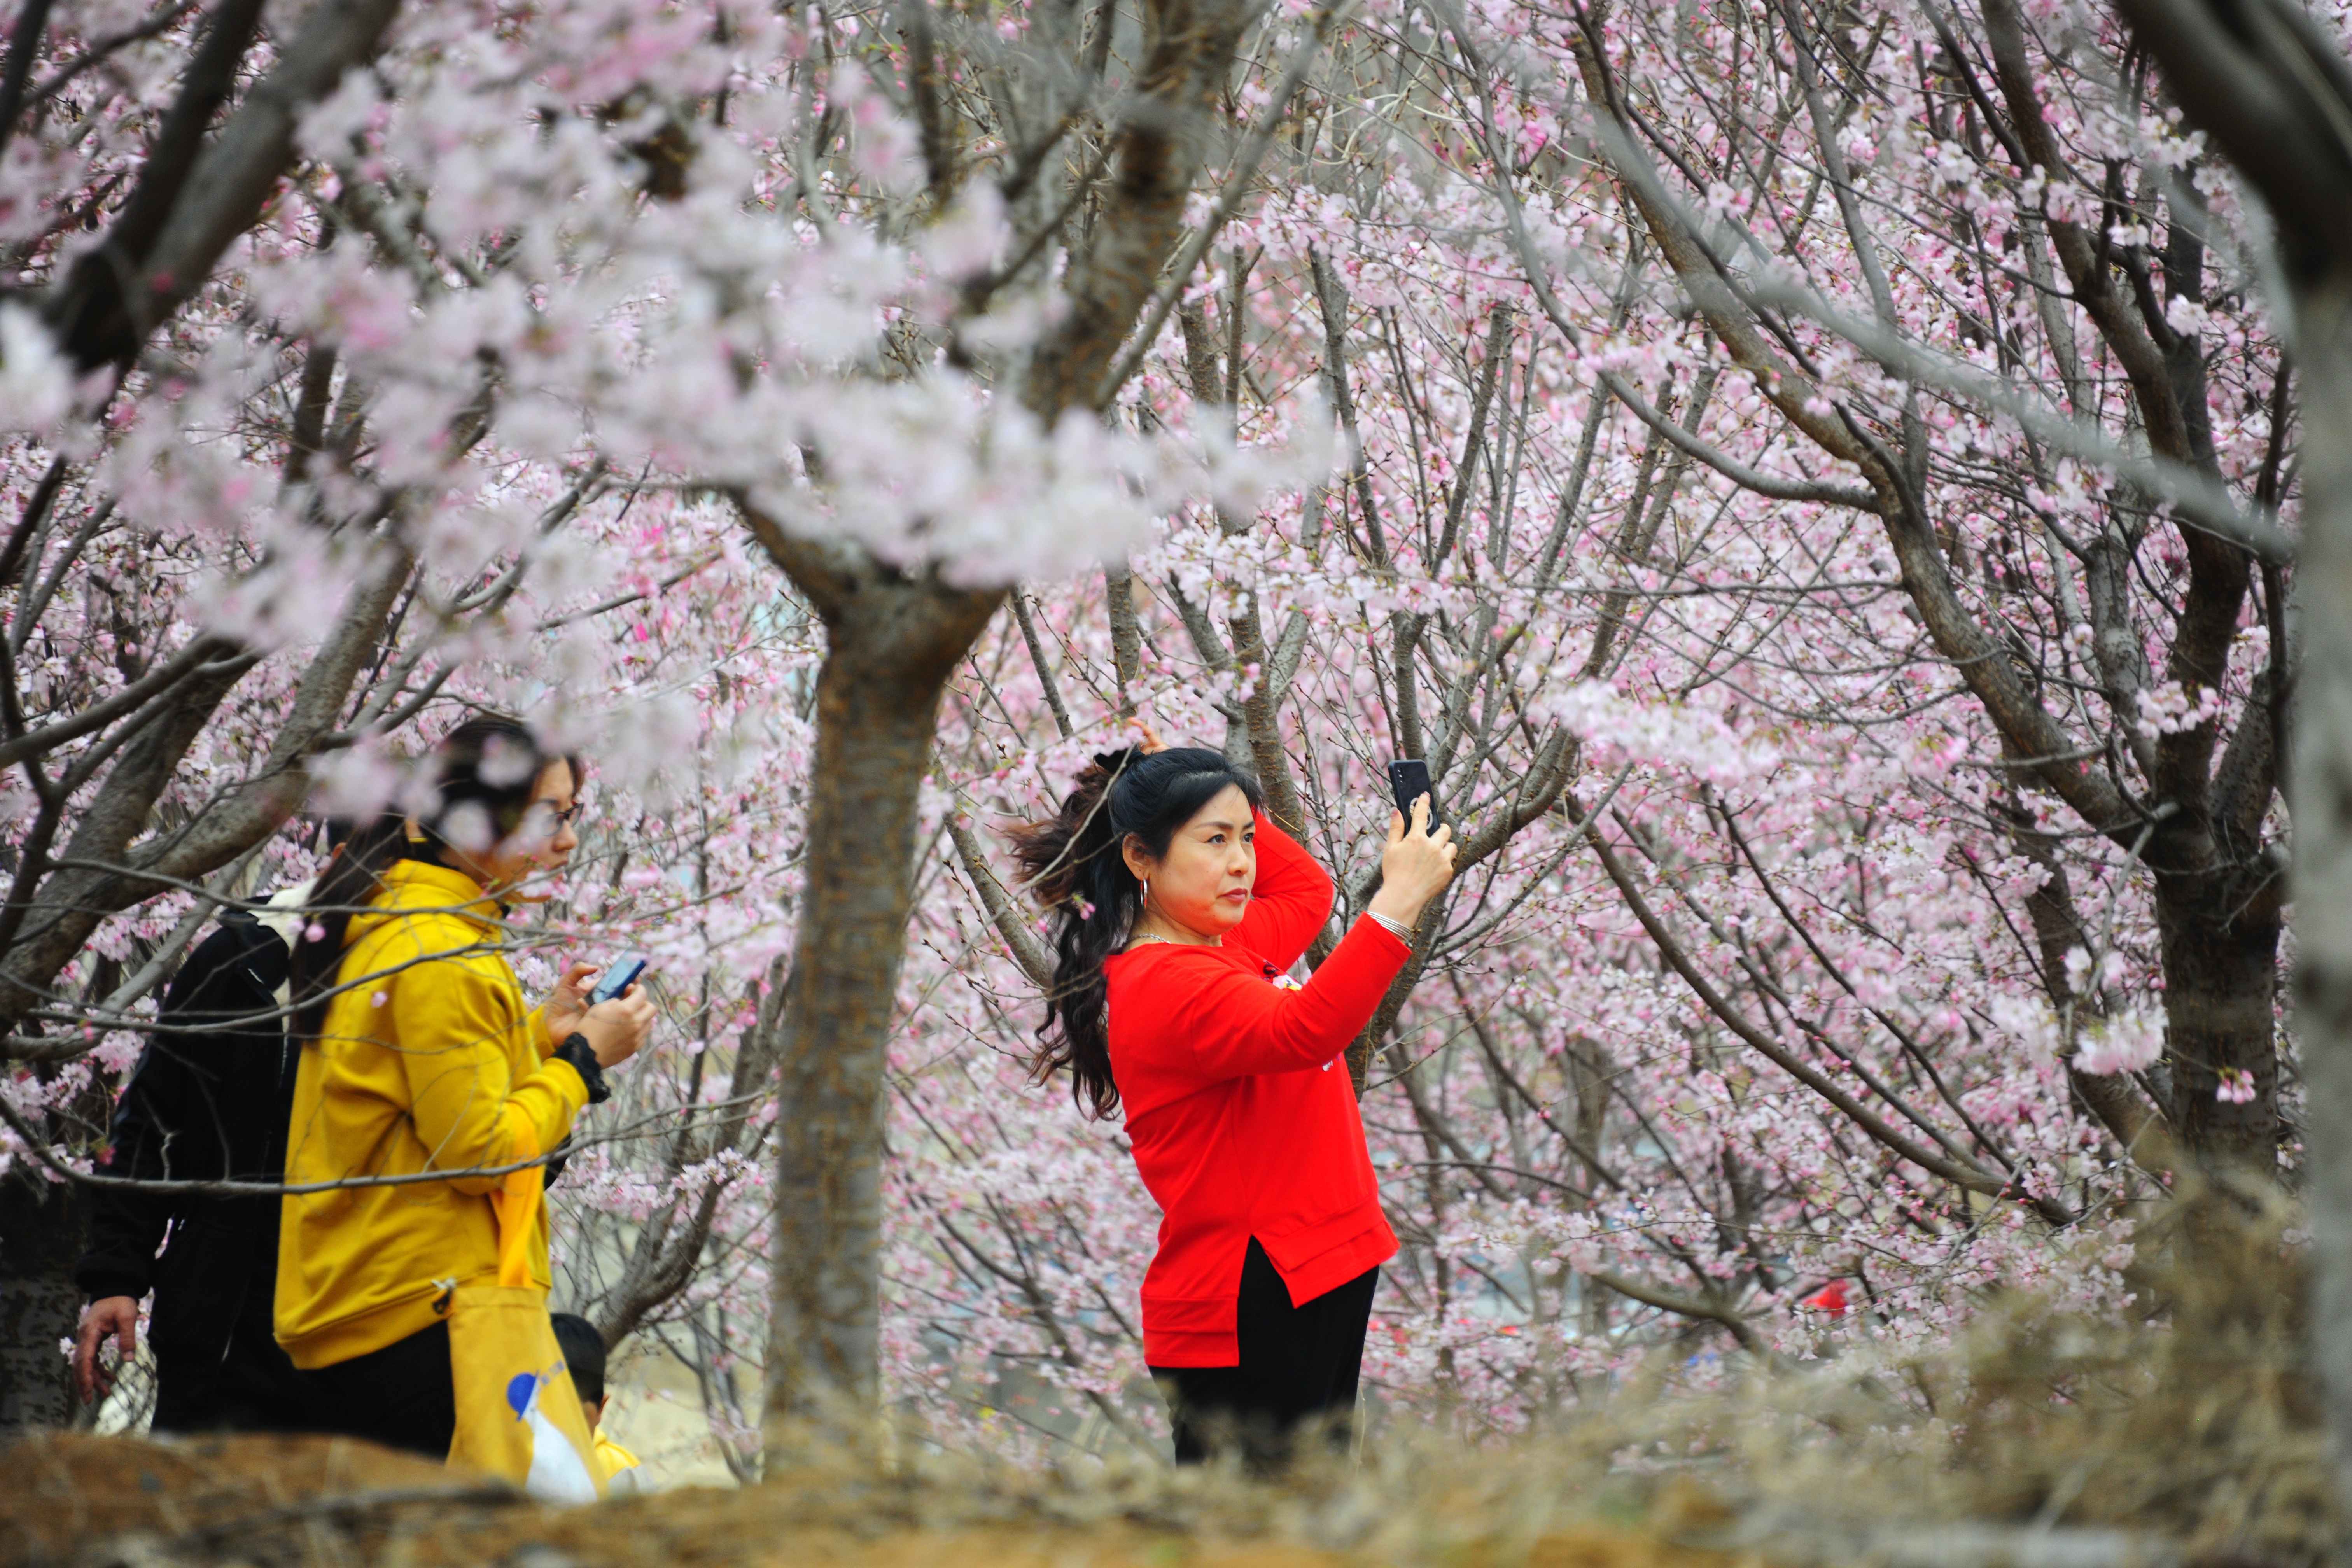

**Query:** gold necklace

left=1123, top=929, right=1218, bottom=953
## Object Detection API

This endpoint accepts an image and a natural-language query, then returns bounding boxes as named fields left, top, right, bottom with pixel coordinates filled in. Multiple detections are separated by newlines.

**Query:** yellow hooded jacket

left=275, top=859, right=589, bottom=1370
left=595, top=1430, right=643, bottom=1493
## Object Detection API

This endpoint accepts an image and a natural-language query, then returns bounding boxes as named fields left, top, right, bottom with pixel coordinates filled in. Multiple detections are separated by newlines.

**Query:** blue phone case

left=590, top=955, right=647, bottom=1005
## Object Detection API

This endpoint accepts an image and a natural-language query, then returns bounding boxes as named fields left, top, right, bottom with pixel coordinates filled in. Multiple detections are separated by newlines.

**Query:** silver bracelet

left=1366, top=910, right=1414, bottom=946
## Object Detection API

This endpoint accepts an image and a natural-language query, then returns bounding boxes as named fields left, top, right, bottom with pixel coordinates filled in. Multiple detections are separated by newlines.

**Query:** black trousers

left=303, top=1320, right=456, bottom=1460
left=1149, top=1238, right=1377, bottom=1470
left=151, top=1281, right=330, bottom=1437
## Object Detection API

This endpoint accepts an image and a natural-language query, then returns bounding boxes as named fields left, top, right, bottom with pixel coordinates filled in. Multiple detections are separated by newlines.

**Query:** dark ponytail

left=289, top=716, right=581, bottom=1046
left=1006, top=746, right=1264, bottom=1118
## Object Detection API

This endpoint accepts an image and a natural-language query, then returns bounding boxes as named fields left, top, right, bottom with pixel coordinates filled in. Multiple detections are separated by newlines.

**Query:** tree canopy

left=0, top=0, right=2303, bottom=1459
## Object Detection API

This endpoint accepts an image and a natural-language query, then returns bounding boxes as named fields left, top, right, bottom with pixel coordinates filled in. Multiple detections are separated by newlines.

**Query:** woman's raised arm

left=1161, top=916, right=1408, bottom=1080
left=1232, top=812, right=1333, bottom=972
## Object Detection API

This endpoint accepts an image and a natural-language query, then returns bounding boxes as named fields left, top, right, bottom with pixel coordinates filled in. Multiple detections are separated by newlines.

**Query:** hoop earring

left=1140, top=876, right=1150, bottom=910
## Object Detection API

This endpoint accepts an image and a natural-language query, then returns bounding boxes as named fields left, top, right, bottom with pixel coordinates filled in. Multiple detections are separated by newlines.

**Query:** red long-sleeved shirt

left=1105, top=812, right=1407, bottom=1367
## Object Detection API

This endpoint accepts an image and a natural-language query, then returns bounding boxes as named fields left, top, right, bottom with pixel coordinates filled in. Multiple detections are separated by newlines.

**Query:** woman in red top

left=1011, top=742, right=1455, bottom=1466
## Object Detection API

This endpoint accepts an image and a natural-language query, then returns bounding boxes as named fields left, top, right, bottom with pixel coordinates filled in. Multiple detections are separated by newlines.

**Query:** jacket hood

left=348, top=859, right=503, bottom=945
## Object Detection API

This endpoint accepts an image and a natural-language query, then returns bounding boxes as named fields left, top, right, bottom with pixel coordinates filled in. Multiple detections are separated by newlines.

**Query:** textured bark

left=2113, top=0, right=2352, bottom=1514
left=2291, top=284, right=2352, bottom=1517
left=949, top=818, right=1055, bottom=987
left=2152, top=871, right=2283, bottom=1163
left=1105, top=567, right=1142, bottom=714
left=1021, top=0, right=1251, bottom=420
left=739, top=528, right=1002, bottom=1450
left=0, top=1175, right=85, bottom=1431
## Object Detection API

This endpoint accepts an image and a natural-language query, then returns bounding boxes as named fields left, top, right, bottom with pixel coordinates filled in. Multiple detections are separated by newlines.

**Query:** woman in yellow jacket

left=275, top=717, right=654, bottom=1457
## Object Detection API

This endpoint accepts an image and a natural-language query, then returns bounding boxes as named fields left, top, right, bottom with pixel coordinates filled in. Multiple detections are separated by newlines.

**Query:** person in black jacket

left=70, top=898, right=328, bottom=1433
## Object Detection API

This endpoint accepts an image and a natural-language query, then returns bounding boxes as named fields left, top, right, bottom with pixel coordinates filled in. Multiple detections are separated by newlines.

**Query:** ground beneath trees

left=4, top=1432, right=1726, bottom=1568
left=5, top=1427, right=2259, bottom=1568
left=8, top=1208, right=2329, bottom=1566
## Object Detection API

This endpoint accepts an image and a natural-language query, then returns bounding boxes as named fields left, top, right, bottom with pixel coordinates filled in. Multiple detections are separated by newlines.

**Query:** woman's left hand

left=542, top=960, right=599, bottom=1045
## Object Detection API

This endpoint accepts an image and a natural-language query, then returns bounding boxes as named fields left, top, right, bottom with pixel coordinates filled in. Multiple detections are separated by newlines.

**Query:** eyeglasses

left=524, top=800, right=586, bottom=830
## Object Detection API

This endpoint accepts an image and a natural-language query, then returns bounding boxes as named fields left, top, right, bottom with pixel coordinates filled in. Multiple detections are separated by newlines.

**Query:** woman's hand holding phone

left=580, top=985, right=656, bottom=1067
left=542, top=960, right=599, bottom=1043
left=1370, top=793, right=1456, bottom=931
left=546, top=958, right=656, bottom=1068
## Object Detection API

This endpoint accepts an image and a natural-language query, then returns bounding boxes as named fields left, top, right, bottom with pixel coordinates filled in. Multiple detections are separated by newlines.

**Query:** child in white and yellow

left=551, top=1312, right=645, bottom=1494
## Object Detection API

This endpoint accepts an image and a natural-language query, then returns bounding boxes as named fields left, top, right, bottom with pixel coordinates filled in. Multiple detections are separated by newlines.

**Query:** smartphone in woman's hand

left=590, top=953, right=648, bottom=1004
left=1387, top=760, right=1436, bottom=828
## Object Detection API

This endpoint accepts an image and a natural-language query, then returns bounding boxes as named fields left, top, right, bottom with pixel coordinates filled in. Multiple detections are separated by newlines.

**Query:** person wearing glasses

left=273, top=716, right=654, bottom=1458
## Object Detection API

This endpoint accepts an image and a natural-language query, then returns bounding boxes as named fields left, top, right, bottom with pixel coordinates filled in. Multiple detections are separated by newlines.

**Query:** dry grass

left=4, top=1429, right=1731, bottom=1568
left=5, top=1197, right=2334, bottom=1568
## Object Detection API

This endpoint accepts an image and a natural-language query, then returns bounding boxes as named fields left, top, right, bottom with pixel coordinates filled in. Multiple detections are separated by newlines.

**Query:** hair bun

left=1088, top=746, right=1148, bottom=776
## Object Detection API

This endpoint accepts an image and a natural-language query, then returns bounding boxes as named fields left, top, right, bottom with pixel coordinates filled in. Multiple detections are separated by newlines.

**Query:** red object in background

left=1804, top=1280, right=1850, bottom=1316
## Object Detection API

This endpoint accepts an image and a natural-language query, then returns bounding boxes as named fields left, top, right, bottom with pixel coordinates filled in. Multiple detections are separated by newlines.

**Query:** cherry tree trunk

left=0, top=1180, right=86, bottom=1431
left=740, top=0, right=1254, bottom=1464
left=2110, top=0, right=2352, bottom=1510
left=746, top=538, right=1002, bottom=1458
left=2292, top=277, right=2352, bottom=1510
left=2154, top=875, right=2283, bottom=1169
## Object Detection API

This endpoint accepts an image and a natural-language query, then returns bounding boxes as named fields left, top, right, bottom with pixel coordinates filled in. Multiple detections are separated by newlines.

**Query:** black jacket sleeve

left=74, top=1027, right=200, bottom=1303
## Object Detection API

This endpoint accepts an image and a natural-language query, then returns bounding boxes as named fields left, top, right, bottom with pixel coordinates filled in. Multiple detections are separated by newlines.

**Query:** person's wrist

left=544, top=995, right=585, bottom=1045
left=553, top=1032, right=612, bottom=1103
left=1367, top=889, right=1425, bottom=930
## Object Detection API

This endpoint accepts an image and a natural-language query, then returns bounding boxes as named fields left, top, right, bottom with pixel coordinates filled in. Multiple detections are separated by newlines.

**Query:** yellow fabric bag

left=443, top=1106, right=605, bottom=1502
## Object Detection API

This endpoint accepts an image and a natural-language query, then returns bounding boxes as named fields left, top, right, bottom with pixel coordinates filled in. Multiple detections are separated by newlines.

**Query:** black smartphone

left=1388, top=759, right=1436, bottom=827
left=590, top=953, right=648, bottom=1005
